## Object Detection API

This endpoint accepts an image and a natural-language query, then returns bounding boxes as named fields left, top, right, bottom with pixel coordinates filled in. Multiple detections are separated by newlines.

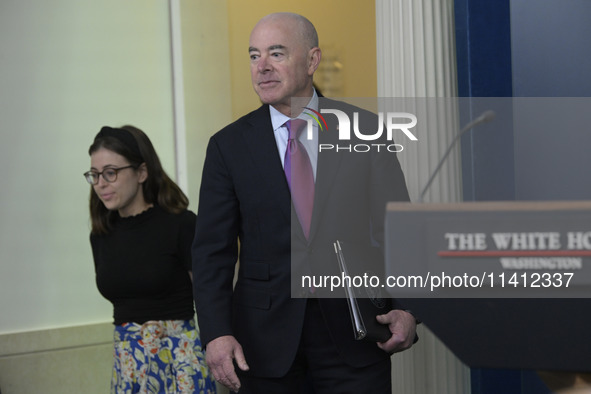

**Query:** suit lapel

left=241, top=105, right=292, bottom=226
left=308, top=106, right=343, bottom=242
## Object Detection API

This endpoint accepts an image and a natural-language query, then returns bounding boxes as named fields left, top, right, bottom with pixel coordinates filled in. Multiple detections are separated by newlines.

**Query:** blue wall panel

left=455, top=0, right=591, bottom=393
left=455, top=0, right=515, bottom=202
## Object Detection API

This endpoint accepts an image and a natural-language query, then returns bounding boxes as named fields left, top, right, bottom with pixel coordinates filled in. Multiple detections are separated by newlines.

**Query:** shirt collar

left=270, top=89, right=319, bottom=132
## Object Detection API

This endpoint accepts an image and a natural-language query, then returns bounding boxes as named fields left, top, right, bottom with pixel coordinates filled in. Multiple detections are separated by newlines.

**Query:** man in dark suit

left=192, top=12, right=417, bottom=393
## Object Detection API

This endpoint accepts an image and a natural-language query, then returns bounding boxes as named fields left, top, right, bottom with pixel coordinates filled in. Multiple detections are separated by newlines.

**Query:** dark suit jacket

left=192, top=98, right=410, bottom=378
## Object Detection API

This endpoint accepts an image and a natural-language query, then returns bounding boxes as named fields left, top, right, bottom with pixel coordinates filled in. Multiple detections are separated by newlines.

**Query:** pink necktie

left=284, top=119, right=314, bottom=239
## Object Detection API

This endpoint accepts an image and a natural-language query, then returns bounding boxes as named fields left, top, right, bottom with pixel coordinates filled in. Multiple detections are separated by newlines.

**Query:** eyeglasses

left=83, top=165, right=136, bottom=185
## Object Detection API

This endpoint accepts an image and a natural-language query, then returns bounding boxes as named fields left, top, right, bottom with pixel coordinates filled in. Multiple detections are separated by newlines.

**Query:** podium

left=384, top=201, right=591, bottom=372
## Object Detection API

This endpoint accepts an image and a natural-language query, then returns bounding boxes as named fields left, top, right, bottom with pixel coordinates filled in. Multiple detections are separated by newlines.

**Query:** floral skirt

left=111, top=319, right=216, bottom=394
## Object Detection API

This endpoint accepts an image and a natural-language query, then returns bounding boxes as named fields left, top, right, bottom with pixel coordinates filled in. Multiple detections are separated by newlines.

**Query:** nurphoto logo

left=301, top=107, right=418, bottom=153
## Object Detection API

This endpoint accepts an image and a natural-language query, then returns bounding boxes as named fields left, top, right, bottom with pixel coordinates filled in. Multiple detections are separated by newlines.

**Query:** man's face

left=249, top=18, right=319, bottom=116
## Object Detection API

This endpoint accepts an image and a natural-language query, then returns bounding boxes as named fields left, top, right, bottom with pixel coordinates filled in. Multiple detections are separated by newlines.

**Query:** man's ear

left=308, top=47, right=322, bottom=76
left=137, top=162, right=148, bottom=183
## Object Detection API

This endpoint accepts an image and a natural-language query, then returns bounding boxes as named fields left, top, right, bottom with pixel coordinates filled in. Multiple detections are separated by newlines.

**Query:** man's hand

left=375, top=309, right=417, bottom=354
left=205, top=335, right=249, bottom=392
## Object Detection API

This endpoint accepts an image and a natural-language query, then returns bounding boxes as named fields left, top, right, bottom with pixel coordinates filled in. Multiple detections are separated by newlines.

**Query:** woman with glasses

left=85, top=125, right=216, bottom=394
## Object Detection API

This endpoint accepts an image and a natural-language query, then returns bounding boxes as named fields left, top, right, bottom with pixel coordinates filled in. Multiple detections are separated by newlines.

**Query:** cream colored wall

left=0, top=0, right=174, bottom=336
left=180, top=0, right=233, bottom=210
left=0, top=0, right=231, bottom=392
left=226, top=0, right=378, bottom=120
left=0, top=0, right=233, bottom=331
left=0, top=0, right=174, bottom=391
left=0, top=323, right=113, bottom=393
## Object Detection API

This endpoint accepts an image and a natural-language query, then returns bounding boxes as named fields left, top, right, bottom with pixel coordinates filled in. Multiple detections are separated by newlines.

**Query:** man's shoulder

left=212, top=104, right=270, bottom=141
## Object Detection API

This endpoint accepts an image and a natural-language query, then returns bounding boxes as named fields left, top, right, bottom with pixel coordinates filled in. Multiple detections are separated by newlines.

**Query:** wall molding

left=0, top=321, right=112, bottom=358
left=0, top=322, right=113, bottom=393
